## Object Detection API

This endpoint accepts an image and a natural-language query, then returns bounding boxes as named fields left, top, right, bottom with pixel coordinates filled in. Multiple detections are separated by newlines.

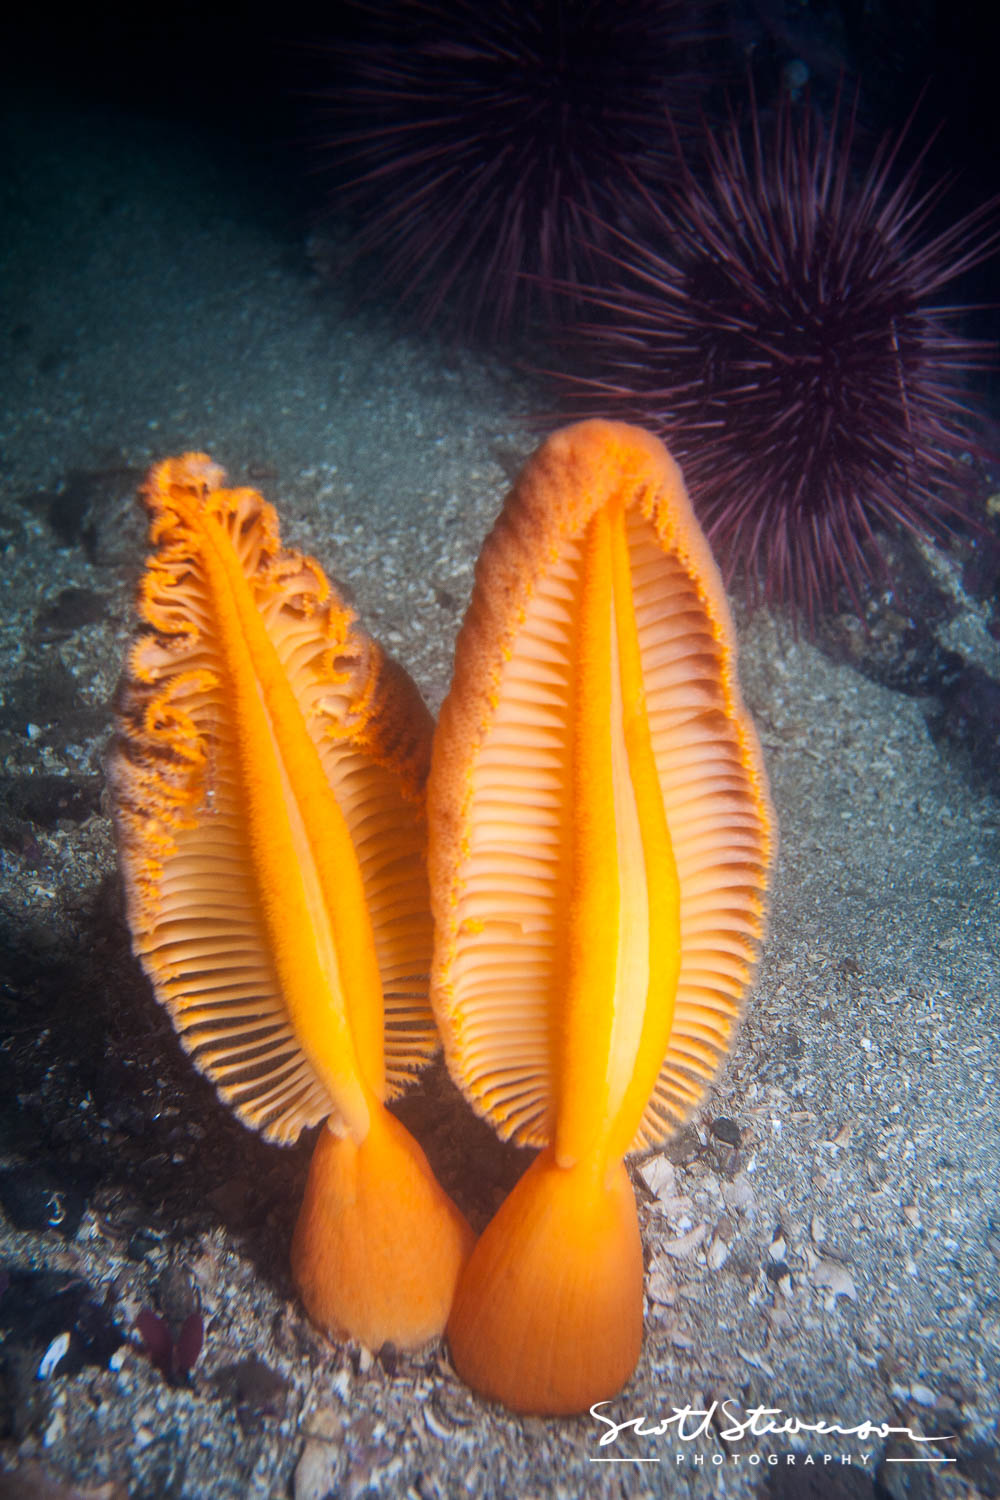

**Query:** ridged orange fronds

left=429, top=420, right=773, bottom=1163
left=108, top=454, right=438, bottom=1147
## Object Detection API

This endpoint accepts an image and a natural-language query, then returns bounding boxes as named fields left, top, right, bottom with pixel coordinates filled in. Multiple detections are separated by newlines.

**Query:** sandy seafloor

left=0, top=89, right=998, bottom=1500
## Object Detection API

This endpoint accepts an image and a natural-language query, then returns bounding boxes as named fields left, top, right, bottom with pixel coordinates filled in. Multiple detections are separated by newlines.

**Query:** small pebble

left=640, top=1156, right=677, bottom=1200
left=707, top=1236, right=729, bottom=1271
left=810, top=1258, right=857, bottom=1301
left=646, top=1267, right=677, bottom=1305
left=722, top=1173, right=757, bottom=1215
left=295, top=1438, right=342, bottom=1500
left=659, top=1223, right=707, bottom=1260
left=42, top=1408, right=66, bottom=1448
left=37, top=1330, right=71, bottom=1379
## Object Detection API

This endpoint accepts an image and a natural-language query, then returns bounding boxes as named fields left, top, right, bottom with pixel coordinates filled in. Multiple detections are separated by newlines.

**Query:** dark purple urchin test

left=311, top=0, right=719, bottom=340
left=556, top=89, right=1000, bottom=623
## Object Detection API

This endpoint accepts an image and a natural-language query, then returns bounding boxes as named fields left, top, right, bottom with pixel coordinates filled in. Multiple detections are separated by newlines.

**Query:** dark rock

left=756, top=1458, right=876, bottom=1495
left=125, top=1228, right=161, bottom=1261
left=0, top=505, right=28, bottom=552
left=956, top=1441, right=1000, bottom=1498
left=211, top=1355, right=288, bottom=1432
left=0, top=1460, right=128, bottom=1498
left=2, top=773, right=102, bottom=831
left=34, top=588, right=107, bottom=640
left=657, top=1124, right=702, bottom=1167
left=155, top=1262, right=199, bottom=1328
left=711, top=1117, right=742, bottom=1147
left=929, top=663, right=1000, bottom=796
left=16, top=466, right=142, bottom=563
left=0, top=1360, right=10, bottom=1443
left=709, top=1115, right=744, bottom=1175
left=776, top=1027, right=805, bottom=1058
left=0, top=1270, right=125, bottom=1376
left=877, top=1438, right=940, bottom=1497
left=0, top=1165, right=90, bottom=1239
left=0, top=660, right=83, bottom=732
left=817, top=534, right=960, bottom=698
left=961, top=529, right=1000, bottom=605
left=816, top=524, right=1000, bottom=796
left=46, top=479, right=98, bottom=555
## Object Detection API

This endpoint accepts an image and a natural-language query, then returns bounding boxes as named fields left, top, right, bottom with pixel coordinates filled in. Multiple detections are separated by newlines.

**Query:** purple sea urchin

left=318, top=0, right=713, bottom=338
left=559, top=92, right=999, bottom=621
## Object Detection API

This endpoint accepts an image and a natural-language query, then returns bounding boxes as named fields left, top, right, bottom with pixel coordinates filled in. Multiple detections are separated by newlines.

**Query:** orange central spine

left=605, top=507, right=682, bottom=1162
left=554, top=504, right=682, bottom=1169
left=186, top=496, right=385, bottom=1134
left=555, top=506, right=619, bottom=1168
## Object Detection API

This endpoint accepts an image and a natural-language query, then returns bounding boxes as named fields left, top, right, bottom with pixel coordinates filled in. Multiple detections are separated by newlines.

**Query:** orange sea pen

left=108, top=455, right=472, bottom=1350
left=428, top=421, right=773, bottom=1414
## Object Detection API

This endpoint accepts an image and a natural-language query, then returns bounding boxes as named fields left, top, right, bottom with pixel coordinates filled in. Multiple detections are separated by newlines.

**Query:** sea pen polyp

left=109, top=454, right=471, bottom=1351
left=428, top=421, right=773, bottom=1412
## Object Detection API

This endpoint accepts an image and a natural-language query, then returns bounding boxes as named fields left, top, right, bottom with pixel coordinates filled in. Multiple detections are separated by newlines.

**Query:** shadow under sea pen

left=107, top=454, right=472, bottom=1352
left=428, top=420, right=774, bottom=1415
